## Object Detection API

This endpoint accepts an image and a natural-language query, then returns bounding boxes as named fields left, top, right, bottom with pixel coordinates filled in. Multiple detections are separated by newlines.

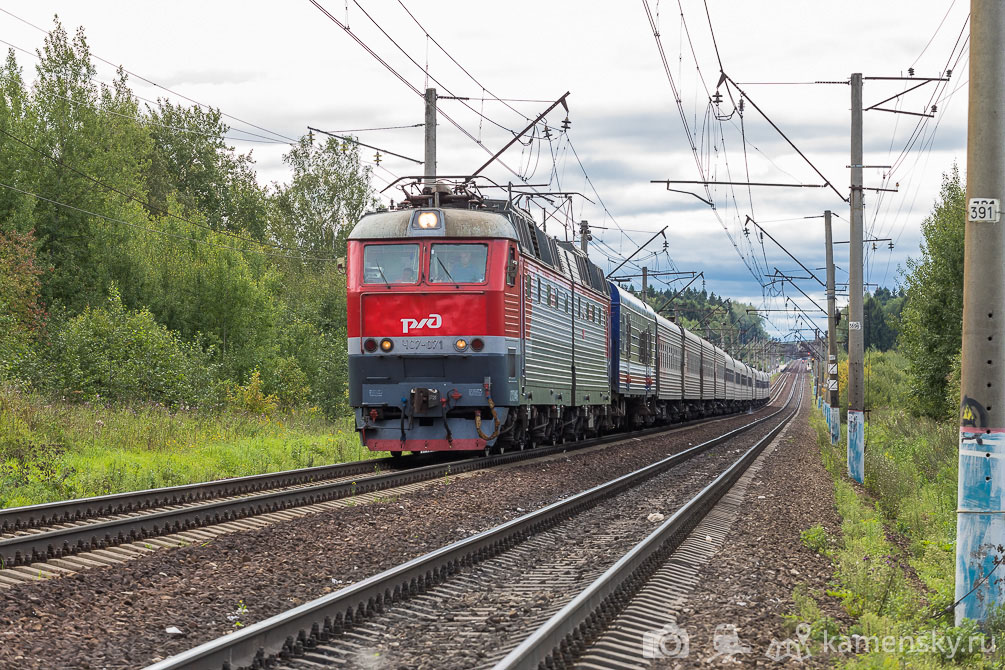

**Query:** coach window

left=363, top=243, right=419, bottom=284
left=525, top=274, right=532, bottom=302
left=429, top=243, right=488, bottom=283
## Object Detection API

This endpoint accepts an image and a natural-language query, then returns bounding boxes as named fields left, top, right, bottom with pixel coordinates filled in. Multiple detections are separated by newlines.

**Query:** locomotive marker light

left=454, top=338, right=468, bottom=352
left=364, top=338, right=377, bottom=353
left=380, top=338, right=394, bottom=352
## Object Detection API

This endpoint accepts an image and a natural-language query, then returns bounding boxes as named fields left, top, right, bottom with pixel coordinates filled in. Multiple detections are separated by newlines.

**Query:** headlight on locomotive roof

left=454, top=338, right=468, bottom=352
left=416, top=211, right=440, bottom=229
left=380, top=338, right=394, bottom=352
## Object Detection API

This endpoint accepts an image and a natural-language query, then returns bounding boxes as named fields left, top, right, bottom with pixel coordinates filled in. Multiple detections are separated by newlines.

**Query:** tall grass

left=0, top=385, right=371, bottom=507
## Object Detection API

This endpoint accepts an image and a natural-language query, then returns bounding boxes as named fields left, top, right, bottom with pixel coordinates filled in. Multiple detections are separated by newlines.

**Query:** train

left=346, top=184, right=770, bottom=454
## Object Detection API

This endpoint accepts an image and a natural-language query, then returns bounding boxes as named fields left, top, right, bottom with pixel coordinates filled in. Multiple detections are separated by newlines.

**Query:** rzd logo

left=400, top=313, right=442, bottom=334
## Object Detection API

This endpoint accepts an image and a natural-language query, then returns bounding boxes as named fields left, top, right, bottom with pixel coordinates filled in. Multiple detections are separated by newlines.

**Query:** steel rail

left=141, top=376, right=796, bottom=670
left=0, top=456, right=408, bottom=532
left=0, top=377, right=788, bottom=568
left=495, top=377, right=803, bottom=670
left=4, top=377, right=788, bottom=534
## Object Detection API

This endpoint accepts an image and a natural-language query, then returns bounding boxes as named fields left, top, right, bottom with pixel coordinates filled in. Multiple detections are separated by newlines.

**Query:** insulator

left=908, top=67, right=915, bottom=77
left=946, top=69, right=952, bottom=78
left=739, top=98, right=745, bottom=113
left=931, top=105, right=938, bottom=113
left=561, top=117, right=571, bottom=131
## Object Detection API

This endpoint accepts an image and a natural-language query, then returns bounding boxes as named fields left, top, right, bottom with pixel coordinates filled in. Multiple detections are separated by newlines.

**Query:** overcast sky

left=0, top=1, right=971, bottom=341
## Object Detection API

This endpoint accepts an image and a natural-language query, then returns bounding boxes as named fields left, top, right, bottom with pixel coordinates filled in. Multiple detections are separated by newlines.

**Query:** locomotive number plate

left=401, top=338, right=444, bottom=351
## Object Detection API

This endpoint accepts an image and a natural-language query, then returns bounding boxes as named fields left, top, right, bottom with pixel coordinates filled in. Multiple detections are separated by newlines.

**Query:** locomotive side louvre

left=522, top=264, right=575, bottom=406
left=553, top=243, right=610, bottom=407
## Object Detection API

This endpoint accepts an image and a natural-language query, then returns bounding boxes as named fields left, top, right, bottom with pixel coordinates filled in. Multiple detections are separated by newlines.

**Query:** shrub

left=47, top=286, right=219, bottom=406
left=226, top=368, right=278, bottom=416
left=262, top=356, right=311, bottom=408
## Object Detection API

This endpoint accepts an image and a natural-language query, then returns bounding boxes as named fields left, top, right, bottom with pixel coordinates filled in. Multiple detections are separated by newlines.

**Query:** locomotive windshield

left=363, top=244, right=419, bottom=284
left=429, top=244, right=488, bottom=284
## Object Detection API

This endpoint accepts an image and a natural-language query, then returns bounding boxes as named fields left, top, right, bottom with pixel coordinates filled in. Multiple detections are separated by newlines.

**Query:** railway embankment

left=0, top=388, right=788, bottom=670
left=652, top=383, right=1005, bottom=669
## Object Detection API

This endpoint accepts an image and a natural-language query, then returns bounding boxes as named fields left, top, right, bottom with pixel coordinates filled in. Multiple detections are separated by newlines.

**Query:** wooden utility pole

left=956, top=0, right=1005, bottom=625
left=847, top=73, right=865, bottom=484
left=424, top=88, right=436, bottom=187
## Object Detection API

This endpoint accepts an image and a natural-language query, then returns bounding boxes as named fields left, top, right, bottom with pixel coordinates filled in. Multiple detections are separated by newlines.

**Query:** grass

left=0, top=385, right=375, bottom=507
left=800, top=408, right=1004, bottom=668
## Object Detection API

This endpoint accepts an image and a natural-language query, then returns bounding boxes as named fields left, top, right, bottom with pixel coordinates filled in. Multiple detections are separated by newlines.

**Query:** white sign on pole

left=968, top=198, right=1000, bottom=223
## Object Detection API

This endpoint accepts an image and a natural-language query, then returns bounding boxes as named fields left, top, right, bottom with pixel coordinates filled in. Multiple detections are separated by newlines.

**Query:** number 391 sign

left=969, top=198, right=1000, bottom=223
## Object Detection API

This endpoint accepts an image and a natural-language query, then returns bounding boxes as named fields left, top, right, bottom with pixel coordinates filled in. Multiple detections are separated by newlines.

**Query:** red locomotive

left=347, top=183, right=769, bottom=454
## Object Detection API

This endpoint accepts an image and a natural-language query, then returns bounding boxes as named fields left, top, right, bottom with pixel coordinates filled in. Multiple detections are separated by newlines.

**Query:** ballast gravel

left=652, top=384, right=848, bottom=669
left=0, top=381, right=792, bottom=669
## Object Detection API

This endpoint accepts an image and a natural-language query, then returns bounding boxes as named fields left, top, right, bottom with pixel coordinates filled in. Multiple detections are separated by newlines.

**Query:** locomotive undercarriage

left=358, top=392, right=766, bottom=454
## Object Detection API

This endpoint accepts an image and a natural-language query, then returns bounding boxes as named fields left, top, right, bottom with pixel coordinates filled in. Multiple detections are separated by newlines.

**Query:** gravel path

left=0, top=382, right=791, bottom=669
left=651, top=383, right=847, bottom=669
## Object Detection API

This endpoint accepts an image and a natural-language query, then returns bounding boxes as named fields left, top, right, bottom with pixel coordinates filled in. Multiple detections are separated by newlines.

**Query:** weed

left=800, top=524, right=833, bottom=557
left=227, top=599, right=250, bottom=628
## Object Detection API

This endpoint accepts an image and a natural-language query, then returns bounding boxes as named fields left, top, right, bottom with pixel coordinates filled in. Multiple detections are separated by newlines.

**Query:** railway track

left=0, top=377, right=790, bottom=579
left=141, top=371, right=800, bottom=670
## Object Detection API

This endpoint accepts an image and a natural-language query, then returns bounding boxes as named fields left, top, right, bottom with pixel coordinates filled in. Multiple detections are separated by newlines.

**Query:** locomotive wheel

left=390, top=451, right=403, bottom=459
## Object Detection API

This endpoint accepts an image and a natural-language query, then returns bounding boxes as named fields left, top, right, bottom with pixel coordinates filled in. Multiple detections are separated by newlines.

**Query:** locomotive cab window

left=363, top=244, right=419, bottom=284
left=429, top=243, right=488, bottom=284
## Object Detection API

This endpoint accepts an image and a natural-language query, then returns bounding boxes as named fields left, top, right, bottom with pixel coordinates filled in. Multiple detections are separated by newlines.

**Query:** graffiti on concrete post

left=830, top=406, right=840, bottom=445
left=847, top=410, right=864, bottom=484
left=956, top=429, right=1005, bottom=624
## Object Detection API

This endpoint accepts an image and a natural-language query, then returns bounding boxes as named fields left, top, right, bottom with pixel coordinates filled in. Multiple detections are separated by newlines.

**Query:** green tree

left=272, top=135, right=375, bottom=258
left=146, top=100, right=267, bottom=238
left=25, top=20, right=152, bottom=310
left=899, top=166, right=965, bottom=418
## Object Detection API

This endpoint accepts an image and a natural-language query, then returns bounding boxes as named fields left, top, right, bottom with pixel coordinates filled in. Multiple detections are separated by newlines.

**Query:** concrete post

left=424, top=88, right=436, bottom=187
left=847, top=73, right=865, bottom=483
left=826, top=210, right=840, bottom=444
left=956, top=0, right=1005, bottom=625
